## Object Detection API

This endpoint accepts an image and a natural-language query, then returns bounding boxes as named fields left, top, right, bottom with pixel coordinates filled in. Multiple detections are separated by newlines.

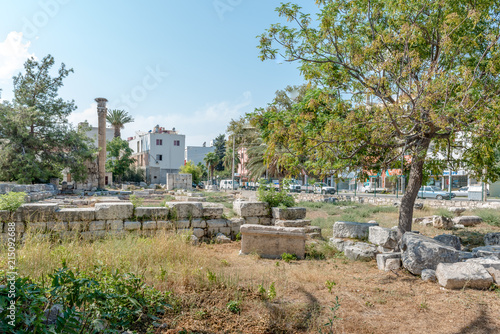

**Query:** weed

left=475, top=209, right=500, bottom=227
left=235, top=232, right=241, bottom=241
left=195, top=310, right=208, bottom=320
left=320, top=296, right=341, bottom=334
left=220, top=259, right=229, bottom=266
left=435, top=208, right=454, bottom=219
left=325, top=280, right=336, bottom=293
left=281, top=252, right=297, bottom=263
left=129, top=194, right=144, bottom=208
left=226, top=300, right=241, bottom=314
left=207, top=270, right=217, bottom=283
left=0, top=191, right=26, bottom=212
left=267, top=282, right=277, bottom=300
left=257, top=284, right=266, bottom=297
left=257, top=183, right=295, bottom=208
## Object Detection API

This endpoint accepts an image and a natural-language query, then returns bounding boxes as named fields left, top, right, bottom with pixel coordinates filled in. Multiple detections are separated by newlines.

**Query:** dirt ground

left=158, top=242, right=500, bottom=334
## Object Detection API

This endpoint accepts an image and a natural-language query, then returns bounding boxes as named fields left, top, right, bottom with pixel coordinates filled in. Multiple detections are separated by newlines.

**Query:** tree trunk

left=114, top=126, right=120, bottom=138
left=397, top=138, right=431, bottom=242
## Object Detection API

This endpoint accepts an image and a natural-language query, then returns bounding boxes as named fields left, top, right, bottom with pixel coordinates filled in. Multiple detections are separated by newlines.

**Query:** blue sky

left=0, top=0, right=318, bottom=146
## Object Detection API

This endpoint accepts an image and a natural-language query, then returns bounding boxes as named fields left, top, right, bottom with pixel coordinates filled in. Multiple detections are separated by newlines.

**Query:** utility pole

left=231, top=135, right=235, bottom=191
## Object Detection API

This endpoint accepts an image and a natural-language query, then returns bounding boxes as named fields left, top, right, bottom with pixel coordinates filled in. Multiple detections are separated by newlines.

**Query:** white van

left=219, top=179, right=239, bottom=190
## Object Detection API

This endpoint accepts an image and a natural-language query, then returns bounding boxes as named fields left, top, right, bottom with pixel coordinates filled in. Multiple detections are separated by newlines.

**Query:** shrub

left=281, top=253, right=297, bottom=263
left=257, top=185, right=295, bottom=208
left=226, top=300, right=241, bottom=314
left=435, top=208, right=454, bottom=219
left=129, top=194, right=144, bottom=208
left=0, top=266, right=170, bottom=333
left=0, top=192, right=26, bottom=212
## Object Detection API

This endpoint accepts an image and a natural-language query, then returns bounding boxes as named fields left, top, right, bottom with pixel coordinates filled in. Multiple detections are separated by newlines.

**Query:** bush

left=129, top=194, right=144, bottom=208
left=281, top=253, right=298, bottom=262
left=0, top=266, right=170, bottom=333
left=475, top=209, right=500, bottom=227
left=257, top=185, right=295, bottom=208
left=0, top=192, right=26, bottom=212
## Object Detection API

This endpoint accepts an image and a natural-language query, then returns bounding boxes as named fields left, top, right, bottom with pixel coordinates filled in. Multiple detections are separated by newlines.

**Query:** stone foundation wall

left=0, top=202, right=243, bottom=242
left=295, top=192, right=500, bottom=210
left=0, top=183, right=58, bottom=202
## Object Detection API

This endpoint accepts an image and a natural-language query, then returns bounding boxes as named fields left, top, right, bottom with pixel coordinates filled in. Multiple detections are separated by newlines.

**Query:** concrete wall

left=166, top=173, right=192, bottom=190
left=185, top=146, right=215, bottom=166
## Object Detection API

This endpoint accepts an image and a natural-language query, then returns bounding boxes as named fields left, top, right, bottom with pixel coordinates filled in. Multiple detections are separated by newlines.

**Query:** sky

left=0, top=0, right=319, bottom=146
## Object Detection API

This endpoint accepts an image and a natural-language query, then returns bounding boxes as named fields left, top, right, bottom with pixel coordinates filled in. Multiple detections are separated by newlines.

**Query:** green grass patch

left=474, top=209, right=500, bottom=227
left=339, top=205, right=398, bottom=222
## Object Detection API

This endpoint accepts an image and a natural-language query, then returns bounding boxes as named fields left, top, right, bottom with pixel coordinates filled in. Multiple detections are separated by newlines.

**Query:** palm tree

left=204, top=152, right=219, bottom=184
left=106, top=109, right=134, bottom=138
left=223, top=147, right=241, bottom=171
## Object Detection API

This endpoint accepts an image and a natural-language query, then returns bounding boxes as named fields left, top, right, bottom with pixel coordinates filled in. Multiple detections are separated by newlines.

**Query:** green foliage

left=319, top=296, right=341, bottom=334
left=235, top=232, right=241, bottom=241
left=0, top=266, right=170, bottom=333
left=122, top=166, right=145, bottom=183
left=129, top=194, right=144, bottom=208
left=257, top=183, right=295, bottom=208
left=435, top=208, right=454, bottom=219
left=213, top=134, right=226, bottom=171
left=281, top=253, right=297, bottom=263
left=179, top=160, right=204, bottom=184
left=306, top=242, right=339, bottom=260
left=206, top=270, right=217, bottom=283
left=226, top=300, right=241, bottom=314
left=106, top=137, right=135, bottom=183
left=0, top=192, right=26, bottom=212
left=325, top=280, right=337, bottom=294
left=475, top=209, right=500, bottom=227
left=257, top=282, right=276, bottom=301
left=106, top=109, right=134, bottom=138
left=0, top=55, right=95, bottom=183
left=339, top=206, right=397, bottom=223
left=203, top=151, right=219, bottom=183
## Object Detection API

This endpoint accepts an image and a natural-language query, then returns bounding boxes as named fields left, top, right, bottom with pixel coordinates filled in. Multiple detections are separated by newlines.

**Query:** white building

left=185, top=145, right=215, bottom=166
left=128, top=125, right=185, bottom=184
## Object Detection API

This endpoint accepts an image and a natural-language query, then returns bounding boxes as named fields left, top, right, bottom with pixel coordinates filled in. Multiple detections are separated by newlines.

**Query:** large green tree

left=106, top=109, right=134, bottom=138
left=179, top=160, right=204, bottom=184
left=0, top=55, right=95, bottom=184
left=203, top=151, right=219, bottom=184
left=213, top=134, right=226, bottom=171
left=255, top=1, right=500, bottom=239
left=105, top=137, right=135, bottom=183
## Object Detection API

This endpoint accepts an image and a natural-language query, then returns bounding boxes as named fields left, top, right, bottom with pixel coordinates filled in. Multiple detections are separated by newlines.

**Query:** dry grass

left=2, top=200, right=500, bottom=333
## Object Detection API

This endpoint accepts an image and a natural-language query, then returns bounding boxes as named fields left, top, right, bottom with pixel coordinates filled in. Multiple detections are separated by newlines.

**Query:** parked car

left=452, top=186, right=469, bottom=197
left=314, top=182, right=336, bottom=194
left=418, top=186, right=455, bottom=200
left=359, top=181, right=388, bottom=193
left=286, top=179, right=302, bottom=193
left=219, top=179, right=239, bottom=190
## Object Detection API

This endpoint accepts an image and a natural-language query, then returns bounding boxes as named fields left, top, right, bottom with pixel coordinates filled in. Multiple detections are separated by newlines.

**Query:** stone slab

left=56, top=208, right=95, bottom=222
left=233, top=201, right=269, bottom=217
left=436, top=262, right=493, bottom=289
left=272, top=207, right=307, bottom=220
left=134, top=207, right=170, bottom=220
left=275, top=219, right=311, bottom=227
left=95, top=203, right=134, bottom=220
left=164, top=202, right=203, bottom=219
left=333, top=221, right=379, bottom=239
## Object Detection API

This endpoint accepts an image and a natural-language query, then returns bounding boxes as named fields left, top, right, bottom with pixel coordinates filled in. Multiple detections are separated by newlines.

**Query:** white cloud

left=68, top=92, right=253, bottom=146
left=0, top=31, right=36, bottom=101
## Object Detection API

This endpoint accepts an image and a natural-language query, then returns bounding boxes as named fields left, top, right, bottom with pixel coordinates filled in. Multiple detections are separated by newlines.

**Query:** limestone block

left=333, top=221, right=379, bottom=239
left=216, top=233, right=231, bottom=244
left=107, top=220, right=124, bottom=231
left=485, top=232, right=500, bottom=246
left=448, top=207, right=466, bottom=215
left=245, top=216, right=260, bottom=224
left=376, top=253, right=402, bottom=271
left=452, top=216, right=482, bottom=227
left=0, top=210, right=10, bottom=222
left=458, top=251, right=475, bottom=261
left=18, top=203, right=59, bottom=222
left=259, top=217, right=273, bottom=225
left=233, top=201, right=269, bottom=217
left=192, top=228, right=205, bottom=238
left=434, top=234, right=461, bottom=250
left=208, top=226, right=231, bottom=236
left=207, top=219, right=228, bottom=228
left=95, top=203, right=134, bottom=220
left=81, top=231, right=107, bottom=240
left=344, top=242, right=377, bottom=261
left=386, top=258, right=401, bottom=271
left=47, top=222, right=68, bottom=232
left=134, top=207, right=170, bottom=220
left=56, top=208, right=95, bottom=222
left=432, top=216, right=453, bottom=229
left=486, top=267, right=500, bottom=284
left=228, top=218, right=245, bottom=229
left=436, top=262, right=493, bottom=289
left=164, top=202, right=203, bottom=219
left=124, top=221, right=141, bottom=231
left=421, top=269, right=437, bottom=282
left=191, top=219, right=206, bottom=228
left=175, top=220, right=191, bottom=229
left=89, top=221, right=106, bottom=231
left=3, top=222, right=24, bottom=234
left=329, top=238, right=354, bottom=252
left=202, top=204, right=224, bottom=219
left=472, top=246, right=500, bottom=259
left=272, top=207, right=307, bottom=220
left=466, top=256, right=500, bottom=270
left=401, top=232, right=459, bottom=275
left=157, top=221, right=174, bottom=230
left=25, top=222, right=47, bottom=233
left=369, top=226, right=397, bottom=249
left=68, top=221, right=87, bottom=232
left=142, top=221, right=157, bottom=230
left=275, top=219, right=311, bottom=227
left=240, top=224, right=306, bottom=259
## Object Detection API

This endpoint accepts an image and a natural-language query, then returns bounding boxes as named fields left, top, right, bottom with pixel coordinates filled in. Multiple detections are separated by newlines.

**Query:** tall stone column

left=95, top=98, right=108, bottom=190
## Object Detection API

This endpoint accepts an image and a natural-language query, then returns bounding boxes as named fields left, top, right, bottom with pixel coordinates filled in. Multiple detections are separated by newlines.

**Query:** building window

left=156, top=139, right=163, bottom=145
left=156, top=154, right=163, bottom=161
left=174, top=140, right=180, bottom=146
